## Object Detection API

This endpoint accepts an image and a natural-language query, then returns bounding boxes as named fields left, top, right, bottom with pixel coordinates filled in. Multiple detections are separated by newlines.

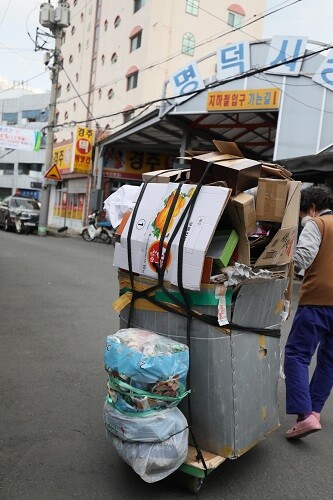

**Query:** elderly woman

left=284, top=185, right=333, bottom=439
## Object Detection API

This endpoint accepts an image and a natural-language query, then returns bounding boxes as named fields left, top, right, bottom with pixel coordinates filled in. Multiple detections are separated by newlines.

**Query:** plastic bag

left=103, top=400, right=188, bottom=442
left=105, top=328, right=189, bottom=413
left=106, top=426, right=188, bottom=483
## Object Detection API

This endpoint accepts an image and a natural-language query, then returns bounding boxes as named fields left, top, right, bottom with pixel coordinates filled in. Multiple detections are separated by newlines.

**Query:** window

left=74, top=0, right=78, bottom=5
left=111, top=52, right=118, bottom=64
left=64, top=111, right=68, bottom=121
left=104, top=19, right=108, bottom=31
left=2, top=112, right=17, bottom=125
left=75, top=73, right=79, bottom=82
left=98, top=89, right=102, bottom=99
left=96, top=0, right=101, bottom=20
left=134, top=0, right=145, bottom=13
left=67, top=83, right=71, bottom=92
left=186, top=0, right=199, bottom=16
left=93, top=25, right=100, bottom=53
left=101, top=54, right=105, bottom=65
left=22, top=109, right=45, bottom=123
left=18, top=164, right=29, bottom=175
left=71, top=26, right=75, bottom=35
left=182, top=32, right=195, bottom=56
left=108, top=89, right=114, bottom=99
left=69, top=54, right=73, bottom=63
left=73, top=102, right=76, bottom=111
left=126, top=71, right=138, bottom=91
left=78, top=42, right=81, bottom=52
left=114, top=15, right=121, bottom=28
left=81, top=12, right=84, bottom=22
left=62, top=32, right=66, bottom=44
left=130, top=30, right=142, bottom=52
left=123, top=109, right=134, bottom=124
left=227, top=4, right=245, bottom=27
left=0, top=164, right=14, bottom=175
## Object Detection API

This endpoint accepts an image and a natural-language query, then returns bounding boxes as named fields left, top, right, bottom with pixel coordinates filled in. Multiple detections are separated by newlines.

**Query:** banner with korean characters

left=103, top=148, right=173, bottom=180
left=73, top=126, right=95, bottom=174
left=0, top=126, right=41, bottom=151
left=207, top=88, right=281, bottom=112
left=170, top=36, right=333, bottom=97
left=52, top=141, right=73, bottom=174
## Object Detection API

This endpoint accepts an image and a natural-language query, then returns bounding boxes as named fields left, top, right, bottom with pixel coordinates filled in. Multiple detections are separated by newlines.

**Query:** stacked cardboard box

left=110, top=141, right=301, bottom=459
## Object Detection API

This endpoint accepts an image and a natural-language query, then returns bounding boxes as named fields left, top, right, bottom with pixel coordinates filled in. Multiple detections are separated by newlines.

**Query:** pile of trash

left=103, top=328, right=189, bottom=483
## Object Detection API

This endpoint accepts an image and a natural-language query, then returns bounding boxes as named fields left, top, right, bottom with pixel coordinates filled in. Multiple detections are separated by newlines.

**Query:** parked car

left=0, top=196, right=40, bottom=233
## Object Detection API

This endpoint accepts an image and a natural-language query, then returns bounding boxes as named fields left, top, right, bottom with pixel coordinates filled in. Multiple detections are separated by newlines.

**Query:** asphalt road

left=0, top=230, right=333, bottom=500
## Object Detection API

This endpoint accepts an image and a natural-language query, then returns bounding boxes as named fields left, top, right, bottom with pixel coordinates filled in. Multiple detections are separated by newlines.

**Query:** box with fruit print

left=113, top=182, right=231, bottom=290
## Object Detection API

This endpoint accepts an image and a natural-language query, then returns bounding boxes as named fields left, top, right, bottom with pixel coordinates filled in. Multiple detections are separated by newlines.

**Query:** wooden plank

left=184, top=445, right=226, bottom=471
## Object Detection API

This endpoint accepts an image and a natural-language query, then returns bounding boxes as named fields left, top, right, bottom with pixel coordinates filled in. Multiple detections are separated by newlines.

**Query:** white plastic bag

left=107, top=425, right=188, bottom=483
left=103, top=401, right=188, bottom=442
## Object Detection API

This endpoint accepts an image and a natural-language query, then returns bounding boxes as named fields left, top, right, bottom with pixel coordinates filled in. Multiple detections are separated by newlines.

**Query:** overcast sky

left=0, top=0, right=332, bottom=95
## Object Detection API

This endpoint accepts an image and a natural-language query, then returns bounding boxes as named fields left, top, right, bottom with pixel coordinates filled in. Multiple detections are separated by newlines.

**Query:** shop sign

left=170, top=36, right=333, bottom=98
left=313, top=49, right=333, bottom=90
left=103, top=149, right=172, bottom=179
left=73, top=126, right=94, bottom=174
left=217, top=41, right=250, bottom=81
left=207, top=88, right=281, bottom=111
left=265, top=36, right=308, bottom=76
left=52, top=142, right=73, bottom=174
left=169, top=60, right=205, bottom=103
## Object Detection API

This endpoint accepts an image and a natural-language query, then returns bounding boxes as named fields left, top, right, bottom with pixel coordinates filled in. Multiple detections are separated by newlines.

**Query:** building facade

left=50, top=0, right=266, bottom=231
left=0, top=92, right=50, bottom=201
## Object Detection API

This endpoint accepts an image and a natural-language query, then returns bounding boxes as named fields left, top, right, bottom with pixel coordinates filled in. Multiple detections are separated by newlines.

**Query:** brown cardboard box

left=254, top=181, right=301, bottom=267
left=228, top=192, right=256, bottom=235
left=256, top=178, right=289, bottom=222
left=224, top=181, right=300, bottom=268
left=190, top=141, right=262, bottom=194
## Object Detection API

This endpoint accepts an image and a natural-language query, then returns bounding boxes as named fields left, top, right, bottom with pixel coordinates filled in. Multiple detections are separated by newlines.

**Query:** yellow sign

left=44, top=164, right=62, bottom=181
left=52, top=142, right=73, bottom=174
left=207, top=88, right=281, bottom=111
left=73, top=126, right=94, bottom=174
left=103, top=149, right=172, bottom=180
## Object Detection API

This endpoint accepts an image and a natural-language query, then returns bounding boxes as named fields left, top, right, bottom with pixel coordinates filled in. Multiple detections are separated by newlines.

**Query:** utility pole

left=38, top=1, right=70, bottom=236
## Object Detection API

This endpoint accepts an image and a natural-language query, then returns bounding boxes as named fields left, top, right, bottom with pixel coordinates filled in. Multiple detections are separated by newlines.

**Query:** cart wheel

left=188, top=477, right=204, bottom=495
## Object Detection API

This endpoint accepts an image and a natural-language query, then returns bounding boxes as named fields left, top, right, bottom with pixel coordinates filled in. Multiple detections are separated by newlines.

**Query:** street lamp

left=38, top=1, right=71, bottom=236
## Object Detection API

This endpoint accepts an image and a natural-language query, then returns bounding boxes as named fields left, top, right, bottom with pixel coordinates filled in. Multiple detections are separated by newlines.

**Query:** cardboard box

left=207, top=230, right=239, bottom=268
left=254, top=181, right=300, bottom=267
left=190, top=141, right=262, bottom=194
left=227, top=192, right=256, bottom=235
left=113, top=182, right=231, bottom=290
left=142, top=168, right=190, bottom=183
left=256, top=178, right=289, bottom=222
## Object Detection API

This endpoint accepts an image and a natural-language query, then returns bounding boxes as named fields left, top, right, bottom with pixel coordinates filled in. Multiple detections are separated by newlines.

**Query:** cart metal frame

left=179, top=445, right=226, bottom=494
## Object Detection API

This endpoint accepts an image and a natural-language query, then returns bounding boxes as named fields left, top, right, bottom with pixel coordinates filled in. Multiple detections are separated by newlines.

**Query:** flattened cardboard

left=254, top=181, right=301, bottom=267
left=142, top=168, right=190, bottom=183
left=113, top=182, right=231, bottom=290
left=256, top=178, right=289, bottom=222
left=190, top=141, right=261, bottom=194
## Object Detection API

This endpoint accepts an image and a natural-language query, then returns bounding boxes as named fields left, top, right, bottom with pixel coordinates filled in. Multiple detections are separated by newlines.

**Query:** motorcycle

left=81, top=211, right=115, bottom=245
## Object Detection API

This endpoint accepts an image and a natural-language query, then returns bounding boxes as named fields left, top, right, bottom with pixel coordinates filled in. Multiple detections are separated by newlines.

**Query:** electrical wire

left=0, top=0, right=12, bottom=32
left=54, top=0, right=304, bottom=110
left=49, top=42, right=333, bottom=132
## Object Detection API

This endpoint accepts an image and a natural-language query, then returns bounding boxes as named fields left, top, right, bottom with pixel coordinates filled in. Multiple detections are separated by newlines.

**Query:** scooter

left=81, top=211, right=115, bottom=245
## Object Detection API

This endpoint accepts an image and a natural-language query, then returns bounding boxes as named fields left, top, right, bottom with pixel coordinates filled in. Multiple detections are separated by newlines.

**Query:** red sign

left=76, top=138, right=92, bottom=155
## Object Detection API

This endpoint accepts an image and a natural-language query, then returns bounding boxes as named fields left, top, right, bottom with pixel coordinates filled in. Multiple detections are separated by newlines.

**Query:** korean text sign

left=73, top=127, right=95, bottom=174
left=207, top=88, right=281, bottom=111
